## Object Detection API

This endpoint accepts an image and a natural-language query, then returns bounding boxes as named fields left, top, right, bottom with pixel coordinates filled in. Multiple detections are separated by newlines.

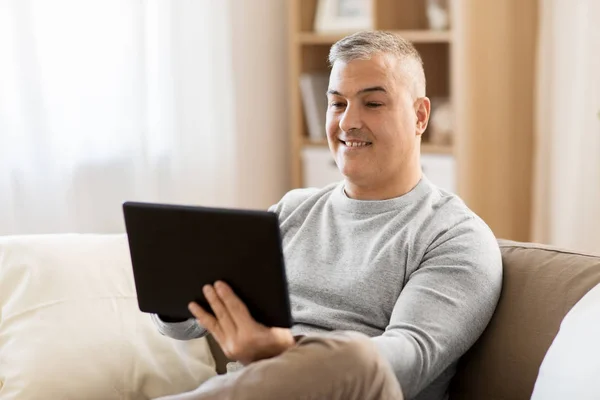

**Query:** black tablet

left=122, top=201, right=293, bottom=328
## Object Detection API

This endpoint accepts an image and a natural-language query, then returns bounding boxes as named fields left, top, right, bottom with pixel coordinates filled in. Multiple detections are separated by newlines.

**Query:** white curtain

left=532, top=0, right=600, bottom=253
left=0, top=0, right=289, bottom=235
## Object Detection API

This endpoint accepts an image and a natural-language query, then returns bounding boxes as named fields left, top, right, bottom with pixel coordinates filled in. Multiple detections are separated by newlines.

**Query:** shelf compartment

left=297, top=30, right=451, bottom=45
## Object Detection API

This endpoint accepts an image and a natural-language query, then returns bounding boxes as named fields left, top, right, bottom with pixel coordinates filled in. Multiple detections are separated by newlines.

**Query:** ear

left=415, top=97, right=431, bottom=136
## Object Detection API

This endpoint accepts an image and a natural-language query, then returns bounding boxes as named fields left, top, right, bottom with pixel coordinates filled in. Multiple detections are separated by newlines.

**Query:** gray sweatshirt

left=152, top=176, right=502, bottom=400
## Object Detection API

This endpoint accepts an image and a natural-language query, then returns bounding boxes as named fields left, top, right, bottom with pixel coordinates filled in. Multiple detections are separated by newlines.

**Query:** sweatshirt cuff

left=151, top=313, right=208, bottom=340
left=157, top=314, right=189, bottom=323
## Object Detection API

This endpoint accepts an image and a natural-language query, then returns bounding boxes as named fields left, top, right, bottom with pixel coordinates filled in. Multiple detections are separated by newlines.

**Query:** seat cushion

left=531, top=282, right=600, bottom=399
left=449, top=240, right=600, bottom=400
left=0, top=234, right=216, bottom=399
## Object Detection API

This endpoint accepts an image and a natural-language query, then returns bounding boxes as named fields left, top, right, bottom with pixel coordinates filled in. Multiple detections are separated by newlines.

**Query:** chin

left=339, top=165, right=369, bottom=185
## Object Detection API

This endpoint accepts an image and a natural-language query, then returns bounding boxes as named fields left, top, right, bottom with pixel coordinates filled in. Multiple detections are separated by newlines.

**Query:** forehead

left=329, top=53, right=402, bottom=95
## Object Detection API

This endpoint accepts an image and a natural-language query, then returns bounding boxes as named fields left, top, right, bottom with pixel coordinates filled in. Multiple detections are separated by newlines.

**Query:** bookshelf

left=288, top=0, right=456, bottom=190
left=296, top=30, right=452, bottom=45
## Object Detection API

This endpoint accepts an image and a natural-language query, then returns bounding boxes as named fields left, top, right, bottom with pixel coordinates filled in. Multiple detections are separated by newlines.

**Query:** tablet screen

left=123, top=201, right=293, bottom=328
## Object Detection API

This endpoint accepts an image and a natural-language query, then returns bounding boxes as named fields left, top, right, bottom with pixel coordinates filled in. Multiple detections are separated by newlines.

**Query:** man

left=153, top=31, right=502, bottom=400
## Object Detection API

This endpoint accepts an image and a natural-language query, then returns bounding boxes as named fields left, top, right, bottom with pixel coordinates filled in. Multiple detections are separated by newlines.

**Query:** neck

left=344, top=158, right=422, bottom=201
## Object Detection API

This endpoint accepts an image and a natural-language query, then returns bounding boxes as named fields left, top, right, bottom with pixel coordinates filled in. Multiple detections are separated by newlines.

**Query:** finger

left=214, top=281, right=253, bottom=322
left=203, top=284, right=237, bottom=333
left=188, top=301, right=222, bottom=339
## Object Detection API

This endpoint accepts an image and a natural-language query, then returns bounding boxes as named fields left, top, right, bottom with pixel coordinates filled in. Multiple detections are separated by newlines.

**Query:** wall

left=229, top=0, right=290, bottom=210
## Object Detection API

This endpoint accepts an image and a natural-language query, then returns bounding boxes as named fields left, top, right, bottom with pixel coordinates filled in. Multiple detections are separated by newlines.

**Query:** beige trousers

left=156, top=332, right=404, bottom=400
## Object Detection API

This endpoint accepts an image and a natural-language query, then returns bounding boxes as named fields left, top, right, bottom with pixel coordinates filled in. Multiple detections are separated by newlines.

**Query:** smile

left=339, top=139, right=372, bottom=148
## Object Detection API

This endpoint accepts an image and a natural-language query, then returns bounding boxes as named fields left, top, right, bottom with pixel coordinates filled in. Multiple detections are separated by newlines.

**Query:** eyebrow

left=327, top=86, right=388, bottom=97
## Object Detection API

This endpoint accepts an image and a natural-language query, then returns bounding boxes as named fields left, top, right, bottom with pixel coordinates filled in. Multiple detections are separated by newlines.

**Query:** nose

left=338, top=103, right=363, bottom=133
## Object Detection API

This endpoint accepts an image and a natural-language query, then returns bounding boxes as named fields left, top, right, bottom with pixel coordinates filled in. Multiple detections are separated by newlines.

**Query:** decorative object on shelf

left=314, top=0, right=373, bottom=33
left=426, top=0, right=450, bottom=30
left=299, top=72, right=330, bottom=141
left=428, top=97, right=453, bottom=146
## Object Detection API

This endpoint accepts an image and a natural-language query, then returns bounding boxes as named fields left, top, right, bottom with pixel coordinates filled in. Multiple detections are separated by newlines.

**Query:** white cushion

left=531, top=282, right=600, bottom=400
left=0, top=234, right=216, bottom=399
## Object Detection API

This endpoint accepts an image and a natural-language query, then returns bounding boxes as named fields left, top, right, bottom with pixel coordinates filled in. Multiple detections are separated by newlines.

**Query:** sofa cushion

left=531, top=282, right=600, bottom=399
left=0, top=234, right=216, bottom=400
left=449, top=240, right=600, bottom=400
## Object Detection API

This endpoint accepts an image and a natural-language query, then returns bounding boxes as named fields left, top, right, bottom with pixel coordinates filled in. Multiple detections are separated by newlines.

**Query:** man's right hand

left=188, top=281, right=295, bottom=365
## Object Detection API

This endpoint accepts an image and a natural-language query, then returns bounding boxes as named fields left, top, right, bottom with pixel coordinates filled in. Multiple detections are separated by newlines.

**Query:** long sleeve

left=150, top=313, right=208, bottom=340
left=371, top=216, right=502, bottom=399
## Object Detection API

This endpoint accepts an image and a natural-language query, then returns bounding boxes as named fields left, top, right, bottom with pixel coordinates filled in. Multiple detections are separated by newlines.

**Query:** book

left=299, top=72, right=329, bottom=141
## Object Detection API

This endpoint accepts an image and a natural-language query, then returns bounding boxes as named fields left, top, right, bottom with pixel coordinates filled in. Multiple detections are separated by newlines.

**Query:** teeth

left=345, top=141, right=369, bottom=147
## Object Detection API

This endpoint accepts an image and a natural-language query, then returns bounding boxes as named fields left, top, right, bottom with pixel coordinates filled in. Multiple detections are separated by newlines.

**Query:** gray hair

left=328, top=31, right=426, bottom=96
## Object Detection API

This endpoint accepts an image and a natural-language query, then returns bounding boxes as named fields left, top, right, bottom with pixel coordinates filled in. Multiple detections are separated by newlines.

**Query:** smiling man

left=153, top=31, right=502, bottom=400
left=326, top=45, right=426, bottom=201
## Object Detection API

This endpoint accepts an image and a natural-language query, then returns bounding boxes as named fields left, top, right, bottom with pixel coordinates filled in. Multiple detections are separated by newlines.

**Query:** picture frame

left=314, top=0, right=373, bottom=34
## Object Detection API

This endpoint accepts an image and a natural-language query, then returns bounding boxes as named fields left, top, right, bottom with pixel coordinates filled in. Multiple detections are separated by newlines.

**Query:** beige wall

left=229, top=0, right=290, bottom=209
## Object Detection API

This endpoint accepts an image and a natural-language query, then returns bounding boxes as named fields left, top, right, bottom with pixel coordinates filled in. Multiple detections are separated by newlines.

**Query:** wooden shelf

left=303, top=138, right=453, bottom=155
left=421, top=143, right=453, bottom=155
left=297, top=30, right=452, bottom=45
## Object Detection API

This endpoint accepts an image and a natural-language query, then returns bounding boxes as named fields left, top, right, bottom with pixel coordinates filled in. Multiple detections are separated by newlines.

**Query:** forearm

left=372, top=328, right=459, bottom=399
left=371, top=332, right=427, bottom=398
left=150, top=313, right=208, bottom=340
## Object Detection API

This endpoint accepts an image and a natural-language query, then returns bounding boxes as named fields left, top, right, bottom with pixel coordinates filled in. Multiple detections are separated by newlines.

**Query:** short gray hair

left=328, top=31, right=426, bottom=96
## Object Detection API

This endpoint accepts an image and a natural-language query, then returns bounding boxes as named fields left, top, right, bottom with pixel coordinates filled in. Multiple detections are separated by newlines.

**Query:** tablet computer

left=123, top=201, right=293, bottom=328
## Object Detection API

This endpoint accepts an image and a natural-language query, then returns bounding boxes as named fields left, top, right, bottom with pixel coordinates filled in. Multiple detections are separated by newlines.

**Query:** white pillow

left=531, top=282, right=600, bottom=400
left=0, top=234, right=216, bottom=400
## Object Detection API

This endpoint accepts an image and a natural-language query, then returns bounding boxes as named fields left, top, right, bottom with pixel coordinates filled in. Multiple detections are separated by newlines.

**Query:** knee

left=296, top=332, right=390, bottom=375
left=339, top=335, right=385, bottom=370
left=312, top=333, right=388, bottom=376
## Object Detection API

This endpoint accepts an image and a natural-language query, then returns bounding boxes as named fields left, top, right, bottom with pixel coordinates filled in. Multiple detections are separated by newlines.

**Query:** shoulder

left=423, top=185, right=491, bottom=235
left=420, top=185, right=501, bottom=266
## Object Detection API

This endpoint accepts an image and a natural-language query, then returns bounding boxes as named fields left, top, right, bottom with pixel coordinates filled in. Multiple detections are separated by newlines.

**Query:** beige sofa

left=1, top=234, right=599, bottom=399
left=450, top=240, right=600, bottom=399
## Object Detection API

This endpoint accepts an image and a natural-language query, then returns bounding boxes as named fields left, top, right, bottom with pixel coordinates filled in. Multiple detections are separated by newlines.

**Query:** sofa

left=449, top=240, right=600, bottom=399
left=1, top=234, right=599, bottom=399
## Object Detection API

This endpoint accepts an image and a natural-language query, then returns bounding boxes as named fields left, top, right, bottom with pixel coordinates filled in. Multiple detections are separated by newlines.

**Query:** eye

left=366, top=102, right=383, bottom=108
left=330, top=102, right=346, bottom=109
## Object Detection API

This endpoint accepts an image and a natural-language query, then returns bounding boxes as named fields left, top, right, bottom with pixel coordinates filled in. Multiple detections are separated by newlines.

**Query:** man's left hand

left=188, top=280, right=295, bottom=365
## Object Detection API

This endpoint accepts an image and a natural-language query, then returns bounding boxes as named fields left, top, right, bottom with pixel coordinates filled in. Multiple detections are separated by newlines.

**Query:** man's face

left=326, top=53, right=425, bottom=188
